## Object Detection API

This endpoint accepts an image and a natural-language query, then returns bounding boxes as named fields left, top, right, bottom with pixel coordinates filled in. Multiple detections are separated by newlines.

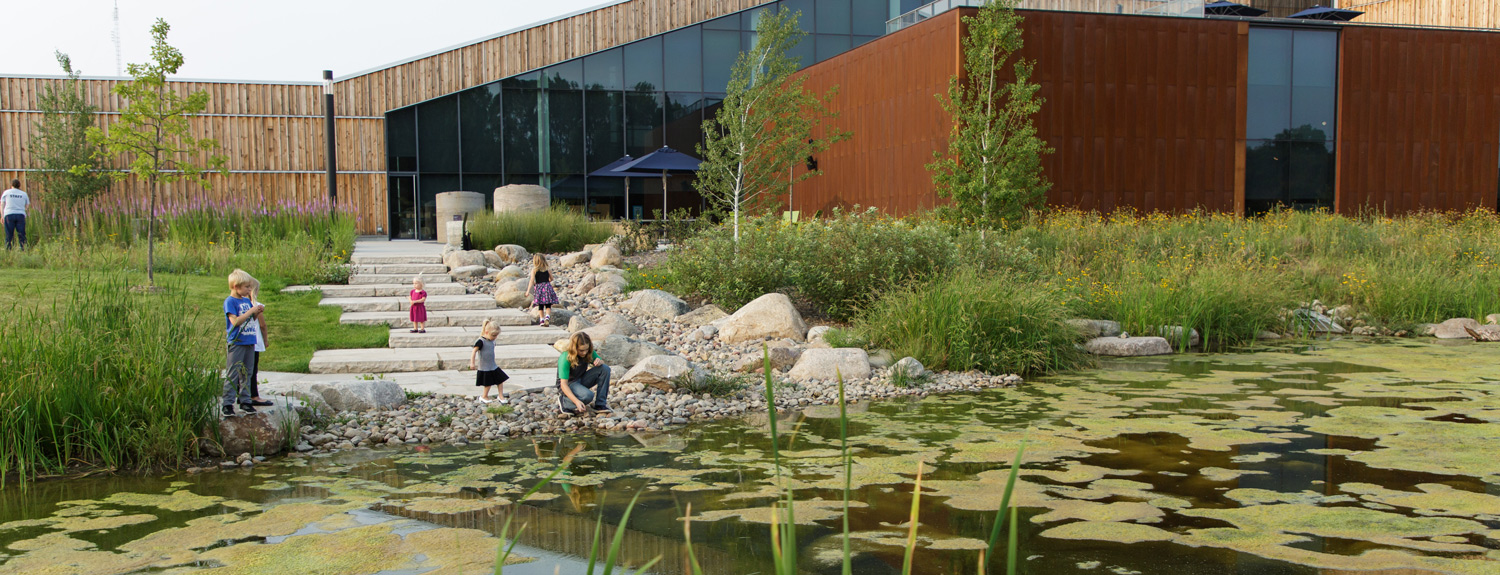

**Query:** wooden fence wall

left=1334, top=25, right=1500, bottom=213
left=1349, top=0, right=1500, bottom=30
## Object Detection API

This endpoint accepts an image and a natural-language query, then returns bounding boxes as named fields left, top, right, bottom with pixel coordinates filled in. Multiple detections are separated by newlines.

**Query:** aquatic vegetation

left=1038, top=521, right=1176, bottom=544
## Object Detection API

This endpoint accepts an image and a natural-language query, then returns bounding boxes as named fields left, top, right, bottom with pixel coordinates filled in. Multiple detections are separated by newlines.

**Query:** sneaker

left=249, top=399, right=274, bottom=407
left=409, top=329, right=419, bottom=333
left=222, top=405, right=235, bottom=417
left=556, top=393, right=577, bottom=415
left=592, top=403, right=612, bottom=413
left=238, top=403, right=258, bottom=414
left=543, top=315, right=551, bottom=325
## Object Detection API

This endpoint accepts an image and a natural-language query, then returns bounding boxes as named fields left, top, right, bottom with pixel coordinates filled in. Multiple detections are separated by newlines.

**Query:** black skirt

left=476, top=368, right=510, bottom=387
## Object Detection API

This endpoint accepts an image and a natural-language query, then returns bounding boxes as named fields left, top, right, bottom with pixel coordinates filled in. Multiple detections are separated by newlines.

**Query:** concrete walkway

left=273, top=238, right=562, bottom=399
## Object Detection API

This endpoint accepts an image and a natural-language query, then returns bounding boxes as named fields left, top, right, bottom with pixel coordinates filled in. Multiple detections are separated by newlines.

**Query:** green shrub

left=466, top=208, right=613, bottom=254
left=0, top=275, right=221, bottom=485
left=852, top=268, right=1088, bottom=376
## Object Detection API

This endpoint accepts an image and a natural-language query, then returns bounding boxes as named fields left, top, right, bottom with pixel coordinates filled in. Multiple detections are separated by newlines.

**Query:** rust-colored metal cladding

left=1334, top=25, right=1500, bottom=214
left=793, top=9, right=964, bottom=216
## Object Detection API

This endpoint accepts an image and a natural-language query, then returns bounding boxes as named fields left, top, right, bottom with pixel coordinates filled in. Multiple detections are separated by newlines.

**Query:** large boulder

left=1155, top=326, right=1201, bottom=348
left=482, top=251, right=504, bottom=269
left=1487, top=313, right=1500, bottom=325
left=494, top=245, right=530, bottom=265
left=590, top=245, right=624, bottom=269
left=494, top=278, right=531, bottom=307
left=805, top=326, right=832, bottom=348
left=620, top=355, right=706, bottom=391
left=444, top=250, right=488, bottom=270
left=494, top=265, right=524, bottom=281
left=1085, top=336, right=1172, bottom=357
left=735, top=346, right=802, bottom=373
left=559, top=251, right=593, bottom=267
left=719, top=293, right=808, bottom=344
left=568, top=314, right=596, bottom=333
left=306, top=379, right=406, bottom=412
left=598, top=334, right=670, bottom=368
left=787, top=348, right=872, bottom=381
left=211, top=397, right=298, bottom=456
left=891, top=357, right=926, bottom=379
left=676, top=304, right=729, bottom=327
left=450, top=265, right=489, bottom=279
left=626, top=289, right=691, bottom=320
left=1433, top=317, right=1482, bottom=339
left=1067, top=319, right=1122, bottom=338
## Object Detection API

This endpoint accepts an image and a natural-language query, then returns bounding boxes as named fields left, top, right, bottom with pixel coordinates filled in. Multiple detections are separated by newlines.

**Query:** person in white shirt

left=2, top=180, right=28, bottom=250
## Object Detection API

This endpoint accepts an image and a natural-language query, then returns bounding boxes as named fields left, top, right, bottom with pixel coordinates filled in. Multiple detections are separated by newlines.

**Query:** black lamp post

left=323, top=70, right=337, bottom=212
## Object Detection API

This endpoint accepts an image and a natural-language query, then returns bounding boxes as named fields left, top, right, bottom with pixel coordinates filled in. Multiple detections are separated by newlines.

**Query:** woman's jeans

left=564, top=365, right=611, bottom=409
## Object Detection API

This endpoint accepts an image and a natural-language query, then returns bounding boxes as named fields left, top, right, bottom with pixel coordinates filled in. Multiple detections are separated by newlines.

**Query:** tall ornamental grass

left=467, top=208, right=613, bottom=254
left=0, top=275, right=221, bottom=486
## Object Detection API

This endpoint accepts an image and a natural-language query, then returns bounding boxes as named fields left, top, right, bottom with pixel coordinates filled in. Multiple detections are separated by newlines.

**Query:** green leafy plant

left=29, top=51, right=111, bottom=211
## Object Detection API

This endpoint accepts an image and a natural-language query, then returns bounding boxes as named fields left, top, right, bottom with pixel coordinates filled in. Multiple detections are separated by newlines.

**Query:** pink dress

left=409, top=289, right=428, bottom=323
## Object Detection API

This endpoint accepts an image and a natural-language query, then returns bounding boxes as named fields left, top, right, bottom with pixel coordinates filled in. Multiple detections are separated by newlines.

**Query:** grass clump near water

left=467, top=208, right=613, bottom=255
left=0, top=274, right=221, bottom=486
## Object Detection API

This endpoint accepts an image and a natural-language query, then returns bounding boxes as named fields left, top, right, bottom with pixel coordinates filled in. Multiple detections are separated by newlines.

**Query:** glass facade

left=387, top=0, right=895, bottom=238
left=1245, top=27, right=1339, bottom=216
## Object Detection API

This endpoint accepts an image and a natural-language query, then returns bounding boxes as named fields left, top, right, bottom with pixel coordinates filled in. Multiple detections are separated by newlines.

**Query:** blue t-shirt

left=224, top=296, right=260, bottom=346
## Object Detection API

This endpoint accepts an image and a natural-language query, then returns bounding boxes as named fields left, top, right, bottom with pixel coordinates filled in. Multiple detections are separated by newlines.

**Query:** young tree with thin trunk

left=90, top=19, right=227, bottom=286
left=697, top=8, right=847, bottom=243
left=928, top=0, right=1051, bottom=231
left=31, top=52, right=111, bottom=212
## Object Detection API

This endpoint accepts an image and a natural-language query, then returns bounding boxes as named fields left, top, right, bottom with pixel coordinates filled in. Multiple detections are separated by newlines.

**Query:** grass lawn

left=0, top=268, right=387, bottom=372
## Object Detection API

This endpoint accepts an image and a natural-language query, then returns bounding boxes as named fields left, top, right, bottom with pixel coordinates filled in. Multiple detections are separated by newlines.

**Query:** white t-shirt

left=0, top=188, right=27, bottom=217
left=252, top=299, right=267, bottom=352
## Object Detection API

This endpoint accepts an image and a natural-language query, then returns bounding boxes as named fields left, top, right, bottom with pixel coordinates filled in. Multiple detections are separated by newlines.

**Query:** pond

left=3, top=340, right=1499, bottom=575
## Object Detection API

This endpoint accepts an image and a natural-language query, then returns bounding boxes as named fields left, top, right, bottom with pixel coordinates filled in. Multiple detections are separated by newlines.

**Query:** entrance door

left=387, top=175, right=418, bottom=239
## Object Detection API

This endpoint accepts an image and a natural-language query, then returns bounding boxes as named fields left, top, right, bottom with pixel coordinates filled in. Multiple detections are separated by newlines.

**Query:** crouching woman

left=557, top=332, right=613, bottom=415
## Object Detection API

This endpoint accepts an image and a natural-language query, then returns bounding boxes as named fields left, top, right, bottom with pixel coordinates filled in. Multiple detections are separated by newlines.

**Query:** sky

left=5, top=0, right=608, bottom=82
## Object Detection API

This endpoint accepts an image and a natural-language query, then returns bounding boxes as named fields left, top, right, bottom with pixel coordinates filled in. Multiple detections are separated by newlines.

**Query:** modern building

left=1, top=0, right=1496, bottom=238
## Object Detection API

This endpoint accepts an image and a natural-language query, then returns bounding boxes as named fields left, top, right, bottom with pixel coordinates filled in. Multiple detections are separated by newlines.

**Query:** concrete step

left=320, top=294, right=498, bottom=313
left=287, top=284, right=468, bottom=298
left=351, top=255, right=444, bottom=265
left=261, top=368, right=558, bottom=396
left=352, top=263, right=448, bottom=275
left=307, top=344, right=560, bottom=374
left=340, top=309, right=532, bottom=328
left=350, top=273, right=453, bottom=285
left=389, top=326, right=566, bottom=348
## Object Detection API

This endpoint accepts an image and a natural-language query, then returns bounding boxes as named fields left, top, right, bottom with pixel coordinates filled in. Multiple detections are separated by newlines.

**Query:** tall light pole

left=323, top=70, right=338, bottom=212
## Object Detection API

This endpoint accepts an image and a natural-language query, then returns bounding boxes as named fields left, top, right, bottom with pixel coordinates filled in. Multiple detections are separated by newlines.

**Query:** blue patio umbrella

left=616, top=146, right=702, bottom=220
left=1288, top=4, right=1363, bottom=21
left=588, top=155, right=656, bottom=220
left=1204, top=1, right=1267, bottom=17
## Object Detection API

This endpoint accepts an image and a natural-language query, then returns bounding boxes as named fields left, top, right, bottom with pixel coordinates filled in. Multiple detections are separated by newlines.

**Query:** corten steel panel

left=1335, top=25, right=1500, bottom=214
left=793, top=9, right=1246, bottom=216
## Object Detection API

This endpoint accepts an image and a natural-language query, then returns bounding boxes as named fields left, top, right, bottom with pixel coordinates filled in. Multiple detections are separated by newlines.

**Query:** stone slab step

left=352, top=263, right=448, bottom=275
left=340, top=309, right=531, bottom=328
left=260, top=368, right=558, bottom=396
left=351, top=273, right=453, bottom=285
left=308, top=344, right=560, bottom=374
left=288, top=284, right=468, bottom=297
left=389, top=326, right=567, bottom=348
left=351, top=255, right=444, bottom=265
left=320, top=295, right=498, bottom=313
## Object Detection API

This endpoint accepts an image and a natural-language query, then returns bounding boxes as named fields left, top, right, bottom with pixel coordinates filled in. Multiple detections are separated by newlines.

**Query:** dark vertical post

left=323, top=70, right=338, bottom=212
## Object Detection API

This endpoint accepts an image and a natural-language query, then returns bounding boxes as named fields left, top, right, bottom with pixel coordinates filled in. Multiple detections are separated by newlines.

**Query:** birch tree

left=89, top=19, right=227, bottom=287
left=697, top=8, right=847, bottom=243
left=928, top=0, right=1051, bottom=230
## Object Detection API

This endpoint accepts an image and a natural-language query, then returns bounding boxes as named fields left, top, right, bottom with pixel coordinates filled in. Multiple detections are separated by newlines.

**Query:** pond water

left=3, top=340, right=1500, bottom=575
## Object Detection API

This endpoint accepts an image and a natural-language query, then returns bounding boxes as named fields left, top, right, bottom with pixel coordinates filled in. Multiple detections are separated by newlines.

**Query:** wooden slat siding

left=1234, top=21, right=1249, bottom=215
left=1334, top=25, right=1500, bottom=214
left=1353, top=0, right=1499, bottom=30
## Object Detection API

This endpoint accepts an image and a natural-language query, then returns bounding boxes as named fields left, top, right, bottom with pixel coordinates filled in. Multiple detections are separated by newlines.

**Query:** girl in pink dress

left=409, top=276, right=428, bottom=333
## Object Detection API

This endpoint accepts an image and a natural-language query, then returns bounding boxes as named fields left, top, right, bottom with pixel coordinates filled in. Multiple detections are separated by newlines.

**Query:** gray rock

left=1256, top=330, right=1283, bottom=340
left=590, top=245, right=624, bottom=269
left=891, top=357, right=926, bottom=379
left=568, top=314, right=596, bottom=333
left=1433, top=317, right=1482, bottom=339
left=1291, top=309, right=1346, bottom=334
left=735, top=346, right=801, bottom=372
left=450, top=264, right=489, bottom=279
left=788, top=348, right=872, bottom=381
left=626, top=289, right=691, bottom=320
left=1066, top=319, right=1122, bottom=338
left=620, top=355, right=706, bottom=391
left=494, top=245, right=530, bottom=265
left=1085, top=336, right=1173, bottom=357
left=719, top=293, right=808, bottom=344
left=211, top=403, right=296, bottom=457
left=1155, top=326, right=1201, bottom=348
left=590, top=282, right=625, bottom=297
left=443, top=249, right=488, bottom=270
left=868, top=349, right=895, bottom=369
left=560, top=250, right=593, bottom=267
left=697, top=325, right=718, bottom=340
left=598, top=334, right=670, bottom=368
left=308, top=380, right=406, bottom=412
left=495, top=265, right=524, bottom=281
left=1487, top=313, right=1500, bottom=325
left=806, top=325, right=831, bottom=342
left=482, top=250, right=504, bottom=269
left=676, top=304, right=729, bottom=327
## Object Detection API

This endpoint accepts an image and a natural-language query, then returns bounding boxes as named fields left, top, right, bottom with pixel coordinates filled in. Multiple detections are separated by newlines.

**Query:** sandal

left=409, top=329, right=419, bottom=333
left=418, top=329, right=427, bottom=333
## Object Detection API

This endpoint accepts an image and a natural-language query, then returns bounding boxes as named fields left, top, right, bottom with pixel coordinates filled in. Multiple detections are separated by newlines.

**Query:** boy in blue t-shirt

left=224, top=269, right=264, bottom=416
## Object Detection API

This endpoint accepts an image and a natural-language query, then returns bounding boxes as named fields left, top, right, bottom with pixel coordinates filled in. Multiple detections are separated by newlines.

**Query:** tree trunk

left=148, top=174, right=157, bottom=287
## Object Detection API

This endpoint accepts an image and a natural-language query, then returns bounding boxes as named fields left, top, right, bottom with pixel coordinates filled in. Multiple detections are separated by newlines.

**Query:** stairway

left=276, top=239, right=566, bottom=396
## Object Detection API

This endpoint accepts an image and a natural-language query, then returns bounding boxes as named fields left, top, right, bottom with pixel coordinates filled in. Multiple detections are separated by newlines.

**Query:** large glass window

left=1245, top=27, right=1338, bottom=215
left=502, top=88, right=539, bottom=173
left=585, top=90, right=625, bottom=172
left=386, top=106, right=417, bottom=172
left=853, top=0, right=887, bottom=36
left=547, top=89, right=584, bottom=174
left=817, top=0, right=851, bottom=34
left=459, top=84, right=503, bottom=173
left=663, top=27, right=703, bottom=92
left=584, top=48, right=623, bottom=91
left=417, top=96, right=459, bottom=173
left=626, top=92, right=665, bottom=158
left=703, top=30, right=740, bottom=93
left=624, top=37, right=663, bottom=92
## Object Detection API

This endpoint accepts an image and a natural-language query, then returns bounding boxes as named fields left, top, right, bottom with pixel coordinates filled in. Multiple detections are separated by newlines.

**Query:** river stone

left=1433, top=317, right=1482, bottom=339
left=450, top=264, right=488, bottom=279
left=676, top=304, right=729, bottom=327
left=560, top=250, right=593, bottom=267
left=626, top=289, right=691, bottom=320
left=1156, top=326, right=1201, bottom=348
left=620, top=355, right=706, bottom=391
left=597, top=312, right=642, bottom=336
left=568, top=314, right=595, bottom=333
left=1067, top=319, right=1122, bottom=338
left=211, top=400, right=296, bottom=456
left=788, top=348, right=872, bottom=381
left=867, top=349, right=895, bottom=369
left=590, top=282, right=625, bottom=297
left=495, top=265, right=524, bottom=281
left=308, top=380, right=406, bottom=412
left=735, top=346, right=801, bottom=372
left=590, top=245, right=624, bottom=269
left=1085, top=336, right=1172, bottom=357
left=598, top=334, right=670, bottom=368
left=444, top=249, right=488, bottom=270
left=494, top=244, right=530, bottom=264
left=719, top=293, right=808, bottom=344
left=892, top=357, right=926, bottom=379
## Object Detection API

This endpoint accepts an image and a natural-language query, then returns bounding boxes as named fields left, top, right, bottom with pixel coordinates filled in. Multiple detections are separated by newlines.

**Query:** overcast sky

left=6, top=0, right=608, bottom=82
